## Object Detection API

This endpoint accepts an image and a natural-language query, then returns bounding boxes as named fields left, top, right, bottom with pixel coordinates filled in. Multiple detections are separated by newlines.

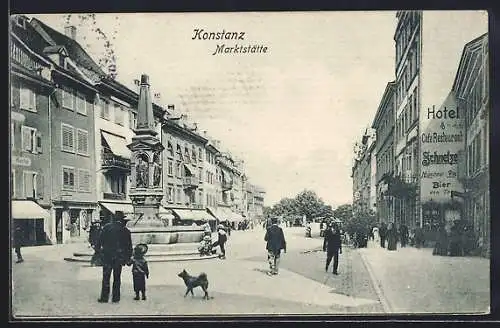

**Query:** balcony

left=183, top=176, right=199, bottom=189
left=101, top=152, right=131, bottom=172
left=103, top=192, right=126, bottom=201
left=222, top=180, right=233, bottom=191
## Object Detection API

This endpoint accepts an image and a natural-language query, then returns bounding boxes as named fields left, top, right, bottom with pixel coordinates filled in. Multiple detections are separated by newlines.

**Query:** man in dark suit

left=95, top=211, right=133, bottom=303
left=264, top=217, right=286, bottom=275
left=323, top=222, right=342, bottom=275
left=13, top=225, right=24, bottom=263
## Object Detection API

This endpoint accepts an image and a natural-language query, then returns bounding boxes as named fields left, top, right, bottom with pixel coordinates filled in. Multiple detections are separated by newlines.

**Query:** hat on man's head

left=114, top=211, right=128, bottom=221
left=271, top=217, right=278, bottom=224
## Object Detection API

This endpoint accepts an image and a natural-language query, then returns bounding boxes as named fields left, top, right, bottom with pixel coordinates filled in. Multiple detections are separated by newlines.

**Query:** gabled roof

left=30, top=17, right=106, bottom=77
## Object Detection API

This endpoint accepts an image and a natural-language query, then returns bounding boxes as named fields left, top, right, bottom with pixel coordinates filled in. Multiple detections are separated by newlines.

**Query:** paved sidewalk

left=358, top=242, right=490, bottom=314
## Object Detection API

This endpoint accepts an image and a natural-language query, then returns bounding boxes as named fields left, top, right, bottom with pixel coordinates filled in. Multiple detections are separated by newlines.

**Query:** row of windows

left=62, top=87, right=88, bottom=116
left=166, top=142, right=204, bottom=164
left=377, top=147, right=394, bottom=179
left=62, top=166, right=91, bottom=192
left=61, top=123, right=89, bottom=156
left=165, top=185, right=204, bottom=205
left=11, top=169, right=43, bottom=199
left=96, top=97, right=134, bottom=127
left=396, top=11, right=420, bottom=67
left=465, top=66, right=487, bottom=127
left=467, top=129, right=488, bottom=177
left=396, top=87, right=419, bottom=139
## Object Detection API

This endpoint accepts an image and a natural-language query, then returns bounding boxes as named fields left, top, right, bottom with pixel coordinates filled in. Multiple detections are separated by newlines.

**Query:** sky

left=28, top=11, right=487, bottom=208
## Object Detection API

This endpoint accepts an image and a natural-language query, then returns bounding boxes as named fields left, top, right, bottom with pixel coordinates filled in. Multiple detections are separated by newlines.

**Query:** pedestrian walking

left=88, top=221, right=101, bottom=249
left=264, top=217, right=287, bottom=275
left=323, top=222, right=342, bottom=275
left=212, top=224, right=228, bottom=259
left=379, top=222, right=387, bottom=248
left=131, top=243, right=149, bottom=301
left=13, top=224, right=24, bottom=263
left=386, top=222, right=398, bottom=251
left=400, top=224, right=409, bottom=247
left=95, top=211, right=133, bottom=303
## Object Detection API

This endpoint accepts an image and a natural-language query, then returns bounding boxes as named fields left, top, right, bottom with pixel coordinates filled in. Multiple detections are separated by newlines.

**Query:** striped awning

left=99, top=202, right=134, bottom=214
left=101, top=131, right=131, bottom=159
left=171, top=208, right=211, bottom=221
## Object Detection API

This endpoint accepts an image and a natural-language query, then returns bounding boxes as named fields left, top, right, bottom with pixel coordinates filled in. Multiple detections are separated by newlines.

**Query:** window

left=10, top=84, right=15, bottom=107
left=198, top=191, right=203, bottom=205
left=20, top=84, right=36, bottom=112
left=474, top=135, right=481, bottom=173
left=62, top=166, right=75, bottom=190
left=167, top=142, right=174, bottom=157
left=413, top=87, right=418, bottom=121
left=78, top=169, right=91, bottom=192
left=167, top=185, right=174, bottom=202
left=198, top=168, right=203, bottom=182
left=167, top=160, right=173, bottom=176
left=76, top=93, right=87, bottom=115
left=192, top=146, right=197, bottom=162
left=11, top=170, right=15, bottom=198
left=175, top=162, right=181, bottom=178
left=61, top=123, right=75, bottom=152
left=176, top=186, right=182, bottom=203
left=198, top=148, right=203, bottom=162
left=184, top=147, right=190, bottom=163
left=467, top=144, right=473, bottom=176
left=21, top=126, right=40, bottom=154
left=129, top=111, right=137, bottom=129
left=62, top=87, right=74, bottom=109
left=408, top=97, right=413, bottom=125
left=176, top=145, right=183, bottom=160
left=77, top=129, right=89, bottom=155
left=23, top=171, right=37, bottom=199
left=114, top=104, right=124, bottom=125
left=100, top=99, right=110, bottom=120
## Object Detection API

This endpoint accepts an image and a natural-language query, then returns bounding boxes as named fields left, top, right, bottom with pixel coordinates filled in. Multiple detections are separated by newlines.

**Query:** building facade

left=10, top=15, right=54, bottom=246
left=372, top=82, right=396, bottom=225
left=351, top=130, right=376, bottom=214
left=452, top=33, right=489, bottom=257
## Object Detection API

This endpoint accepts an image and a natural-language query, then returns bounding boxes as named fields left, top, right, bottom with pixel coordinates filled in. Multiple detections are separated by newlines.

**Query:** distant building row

left=10, top=15, right=265, bottom=245
left=352, top=11, right=489, bottom=257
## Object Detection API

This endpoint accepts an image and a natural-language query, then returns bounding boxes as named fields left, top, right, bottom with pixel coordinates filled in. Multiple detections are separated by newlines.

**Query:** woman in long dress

left=386, top=222, right=398, bottom=251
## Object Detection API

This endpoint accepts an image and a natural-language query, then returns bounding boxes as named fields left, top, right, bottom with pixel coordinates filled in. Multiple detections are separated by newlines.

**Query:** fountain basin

left=128, top=226, right=205, bottom=245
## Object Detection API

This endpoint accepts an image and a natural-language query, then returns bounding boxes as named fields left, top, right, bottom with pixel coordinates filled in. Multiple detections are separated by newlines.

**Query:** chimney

left=203, top=130, right=208, bottom=137
left=64, top=25, right=77, bottom=40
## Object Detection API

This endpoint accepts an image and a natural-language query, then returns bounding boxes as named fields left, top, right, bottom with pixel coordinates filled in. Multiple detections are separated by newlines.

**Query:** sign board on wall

left=420, top=91, right=465, bottom=203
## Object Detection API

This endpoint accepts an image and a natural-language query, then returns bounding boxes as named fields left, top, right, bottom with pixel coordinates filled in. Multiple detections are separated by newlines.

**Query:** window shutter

left=77, top=130, right=88, bottom=154
left=37, top=174, right=44, bottom=198
left=62, top=126, right=74, bottom=151
left=29, top=89, right=36, bottom=110
left=20, top=87, right=30, bottom=109
left=22, top=127, right=31, bottom=151
left=36, top=132, right=43, bottom=153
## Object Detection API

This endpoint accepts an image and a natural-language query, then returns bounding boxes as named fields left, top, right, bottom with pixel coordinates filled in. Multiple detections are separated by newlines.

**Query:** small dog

left=177, top=269, right=210, bottom=300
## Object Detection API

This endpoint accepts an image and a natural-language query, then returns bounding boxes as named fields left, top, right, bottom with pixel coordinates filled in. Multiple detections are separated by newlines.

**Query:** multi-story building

left=351, top=129, right=376, bottom=214
left=246, top=183, right=266, bottom=225
left=393, top=10, right=487, bottom=232
left=10, top=15, right=54, bottom=246
left=161, top=111, right=212, bottom=224
left=372, top=82, right=396, bottom=225
left=452, top=33, right=489, bottom=257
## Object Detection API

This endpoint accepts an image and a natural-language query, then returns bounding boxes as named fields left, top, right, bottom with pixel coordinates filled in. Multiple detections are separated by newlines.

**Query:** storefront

left=52, top=201, right=99, bottom=244
left=11, top=200, right=51, bottom=246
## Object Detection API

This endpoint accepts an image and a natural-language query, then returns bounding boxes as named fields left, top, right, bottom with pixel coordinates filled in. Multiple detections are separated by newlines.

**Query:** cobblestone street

left=11, top=227, right=489, bottom=317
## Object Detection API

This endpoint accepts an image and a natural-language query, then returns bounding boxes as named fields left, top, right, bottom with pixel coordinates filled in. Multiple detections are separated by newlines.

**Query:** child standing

left=131, top=243, right=149, bottom=301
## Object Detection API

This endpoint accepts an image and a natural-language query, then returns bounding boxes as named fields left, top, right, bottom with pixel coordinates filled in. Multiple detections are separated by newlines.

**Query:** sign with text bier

left=419, top=91, right=465, bottom=203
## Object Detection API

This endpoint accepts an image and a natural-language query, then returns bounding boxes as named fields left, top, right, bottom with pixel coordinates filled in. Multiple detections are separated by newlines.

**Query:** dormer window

left=15, top=16, right=26, bottom=29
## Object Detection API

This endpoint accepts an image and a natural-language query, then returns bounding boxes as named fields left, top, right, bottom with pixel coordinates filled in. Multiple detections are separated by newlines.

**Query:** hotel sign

left=12, top=156, right=31, bottom=167
left=419, top=91, right=465, bottom=203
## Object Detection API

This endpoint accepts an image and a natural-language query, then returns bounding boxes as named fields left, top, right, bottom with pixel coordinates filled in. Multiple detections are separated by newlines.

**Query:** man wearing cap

left=264, top=217, right=287, bottom=275
left=95, top=211, right=133, bottom=303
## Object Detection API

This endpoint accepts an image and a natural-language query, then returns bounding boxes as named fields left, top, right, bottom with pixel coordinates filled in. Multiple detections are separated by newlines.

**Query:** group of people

left=198, top=222, right=229, bottom=259
left=91, top=211, right=150, bottom=303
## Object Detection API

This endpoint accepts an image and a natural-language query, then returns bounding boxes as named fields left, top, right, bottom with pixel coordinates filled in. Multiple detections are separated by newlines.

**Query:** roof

left=452, top=33, right=488, bottom=94
left=371, top=81, right=396, bottom=129
left=30, top=17, right=105, bottom=77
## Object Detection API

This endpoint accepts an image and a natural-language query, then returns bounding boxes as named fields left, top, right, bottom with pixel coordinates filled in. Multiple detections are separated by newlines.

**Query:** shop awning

left=171, top=208, right=211, bottom=221
left=99, top=202, right=134, bottom=214
left=101, top=131, right=131, bottom=159
left=11, top=200, right=50, bottom=219
left=231, top=212, right=245, bottom=223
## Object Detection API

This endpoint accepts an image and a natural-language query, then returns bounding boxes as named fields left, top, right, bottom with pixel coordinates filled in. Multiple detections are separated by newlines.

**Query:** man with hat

left=323, top=221, right=342, bottom=275
left=95, top=211, right=133, bottom=303
left=264, top=217, right=287, bottom=275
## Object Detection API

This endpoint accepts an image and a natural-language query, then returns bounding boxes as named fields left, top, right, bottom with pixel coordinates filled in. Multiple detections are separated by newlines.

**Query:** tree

left=333, top=204, right=353, bottom=224
left=62, top=14, right=119, bottom=79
